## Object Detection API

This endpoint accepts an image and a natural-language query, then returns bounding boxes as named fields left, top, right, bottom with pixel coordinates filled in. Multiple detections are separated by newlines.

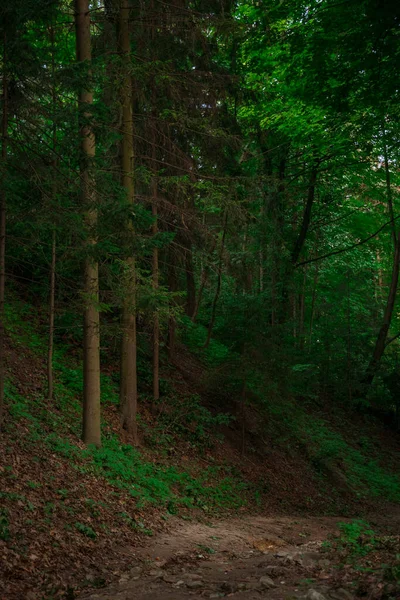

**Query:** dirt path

left=80, top=515, right=356, bottom=600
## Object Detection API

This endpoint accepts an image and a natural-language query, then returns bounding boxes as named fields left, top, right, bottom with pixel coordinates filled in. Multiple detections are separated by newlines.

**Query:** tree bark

left=47, top=23, right=57, bottom=403
left=291, top=166, right=318, bottom=265
left=308, top=262, right=319, bottom=349
left=167, top=247, right=177, bottom=362
left=150, top=2, right=159, bottom=405
left=192, top=238, right=217, bottom=323
left=241, top=377, right=246, bottom=455
left=0, top=31, right=7, bottom=430
left=151, top=133, right=159, bottom=404
left=152, top=201, right=160, bottom=403
left=47, top=229, right=56, bottom=401
left=76, top=0, right=101, bottom=447
left=382, top=121, right=396, bottom=248
left=363, top=233, right=400, bottom=387
left=185, top=240, right=196, bottom=318
left=362, top=129, right=398, bottom=389
left=192, top=267, right=208, bottom=323
left=204, top=212, right=228, bottom=348
left=118, top=0, right=138, bottom=443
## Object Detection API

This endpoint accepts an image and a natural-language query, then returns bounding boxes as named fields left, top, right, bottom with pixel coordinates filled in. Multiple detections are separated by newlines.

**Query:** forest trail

left=80, top=514, right=360, bottom=600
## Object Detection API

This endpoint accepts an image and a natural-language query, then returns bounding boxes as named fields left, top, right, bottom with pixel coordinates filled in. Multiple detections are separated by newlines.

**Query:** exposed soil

left=77, top=514, right=369, bottom=600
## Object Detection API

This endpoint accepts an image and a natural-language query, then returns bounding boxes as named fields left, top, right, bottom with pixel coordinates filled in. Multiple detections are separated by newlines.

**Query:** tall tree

left=0, top=28, right=8, bottom=430
left=75, top=0, right=101, bottom=446
left=118, top=0, right=138, bottom=443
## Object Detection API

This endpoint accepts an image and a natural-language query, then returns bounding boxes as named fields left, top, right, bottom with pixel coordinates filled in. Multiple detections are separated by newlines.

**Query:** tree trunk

left=151, top=138, right=159, bottom=404
left=47, top=23, right=57, bottom=403
left=47, top=229, right=56, bottom=401
left=346, top=271, right=352, bottom=402
left=308, top=262, right=319, bottom=349
left=0, top=31, right=7, bottom=430
left=76, top=0, right=101, bottom=447
left=152, top=203, right=160, bottom=404
left=192, top=238, right=217, bottom=323
left=291, top=166, right=318, bottom=265
left=299, top=268, right=306, bottom=348
left=192, top=267, right=208, bottom=323
left=362, top=131, right=398, bottom=389
left=241, top=378, right=246, bottom=455
left=118, top=0, right=138, bottom=443
left=185, top=240, right=196, bottom=318
left=382, top=121, right=396, bottom=248
left=150, top=2, right=159, bottom=405
left=363, top=233, right=400, bottom=387
left=204, top=212, right=228, bottom=348
left=167, top=247, right=177, bottom=362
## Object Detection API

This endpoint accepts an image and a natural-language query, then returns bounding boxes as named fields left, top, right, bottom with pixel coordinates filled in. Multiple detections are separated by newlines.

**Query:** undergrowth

left=3, top=297, right=249, bottom=514
left=183, top=318, right=400, bottom=504
left=4, top=297, right=400, bottom=516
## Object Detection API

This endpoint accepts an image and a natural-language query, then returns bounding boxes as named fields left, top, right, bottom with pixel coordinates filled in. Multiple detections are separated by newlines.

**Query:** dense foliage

left=0, top=0, right=399, bottom=441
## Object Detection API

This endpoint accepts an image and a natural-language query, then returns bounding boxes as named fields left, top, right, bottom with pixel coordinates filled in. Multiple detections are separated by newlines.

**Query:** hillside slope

left=1, top=298, right=400, bottom=599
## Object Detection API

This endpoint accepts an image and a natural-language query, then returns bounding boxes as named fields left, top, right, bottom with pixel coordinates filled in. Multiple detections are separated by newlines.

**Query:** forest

left=0, top=1, right=400, bottom=599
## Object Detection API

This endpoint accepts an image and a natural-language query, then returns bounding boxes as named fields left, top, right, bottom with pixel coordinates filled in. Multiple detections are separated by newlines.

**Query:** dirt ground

left=79, top=514, right=359, bottom=600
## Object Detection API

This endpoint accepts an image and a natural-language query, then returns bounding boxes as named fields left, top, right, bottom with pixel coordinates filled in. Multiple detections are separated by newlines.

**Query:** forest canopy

left=0, top=0, right=399, bottom=442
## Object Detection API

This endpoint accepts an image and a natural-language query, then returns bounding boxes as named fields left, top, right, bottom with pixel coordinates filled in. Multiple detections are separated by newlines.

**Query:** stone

left=306, top=590, right=328, bottom=600
left=265, top=565, right=290, bottom=576
left=149, top=568, right=164, bottom=578
left=318, top=559, right=331, bottom=568
left=245, top=581, right=262, bottom=591
left=329, top=589, right=354, bottom=600
left=186, top=580, right=204, bottom=589
left=296, top=552, right=321, bottom=568
left=185, top=573, right=203, bottom=581
left=259, top=575, right=276, bottom=589
left=163, top=574, right=178, bottom=584
left=220, top=581, right=238, bottom=593
left=129, top=566, right=143, bottom=577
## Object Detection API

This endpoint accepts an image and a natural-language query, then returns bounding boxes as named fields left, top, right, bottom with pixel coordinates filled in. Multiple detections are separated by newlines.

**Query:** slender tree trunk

left=48, top=23, right=57, bottom=403
left=291, top=166, right=318, bottom=265
left=185, top=240, right=196, bottom=318
left=363, top=233, right=400, bottom=387
left=76, top=0, right=101, bottom=446
left=47, top=229, right=56, bottom=401
left=241, top=377, right=246, bottom=455
left=151, top=132, right=159, bottom=404
left=299, top=268, right=306, bottom=349
left=346, top=271, right=352, bottom=402
left=150, top=2, right=159, bottom=405
left=271, top=267, right=276, bottom=327
left=192, top=267, right=208, bottom=323
left=362, top=132, right=398, bottom=389
left=152, top=202, right=159, bottom=403
left=382, top=121, right=396, bottom=248
left=167, top=248, right=177, bottom=362
left=204, top=212, right=228, bottom=348
left=308, top=262, right=319, bottom=349
left=192, top=238, right=217, bottom=323
left=376, top=250, right=383, bottom=301
left=0, top=32, right=7, bottom=430
left=118, top=0, right=138, bottom=443
left=292, top=293, right=297, bottom=339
